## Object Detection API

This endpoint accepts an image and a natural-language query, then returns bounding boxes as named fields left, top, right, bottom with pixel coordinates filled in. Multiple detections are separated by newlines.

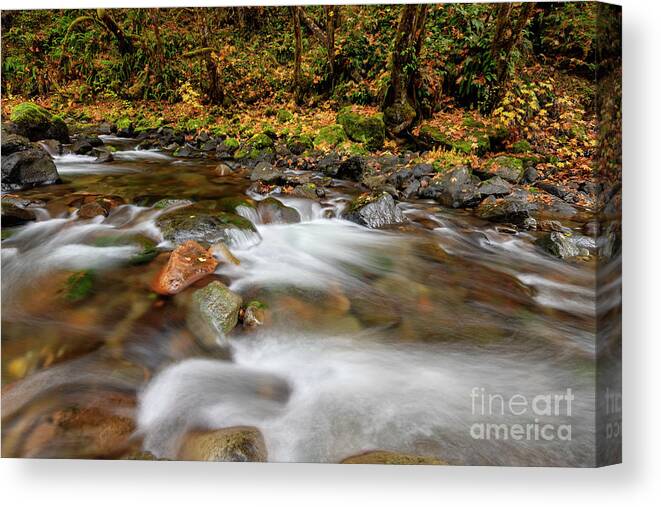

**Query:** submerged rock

left=156, top=205, right=258, bottom=246
left=178, top=426, right=267, bottom=462
left=341, top=450, right=445, bottom=465
left=345, top=192, right=406, bottom=228
left=242, top=301, right=267, bottom=329
left=151, top=240, right=219, bottom=295
left=418, top=166, right=481, bottom=208
left=1, top=146, right=60, bottom=191
left=186, top=281, right=243, bottom=347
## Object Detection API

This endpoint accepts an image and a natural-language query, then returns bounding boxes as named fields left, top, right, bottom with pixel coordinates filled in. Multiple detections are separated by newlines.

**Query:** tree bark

left=292, top=7, right=303, bottom=103
left=382, top=4, right=429, bottom=136
left=96, top=8, right=134, bottom=56
left=487, top=2, right=536, bottom=109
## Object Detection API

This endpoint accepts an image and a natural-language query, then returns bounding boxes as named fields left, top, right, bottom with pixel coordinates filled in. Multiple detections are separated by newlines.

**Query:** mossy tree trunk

left=382, top=4, right=429, bottom=137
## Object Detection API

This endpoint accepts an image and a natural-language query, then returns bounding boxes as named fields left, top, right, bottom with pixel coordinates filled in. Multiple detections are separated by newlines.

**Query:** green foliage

left=314, top=124, right=347, bottom=149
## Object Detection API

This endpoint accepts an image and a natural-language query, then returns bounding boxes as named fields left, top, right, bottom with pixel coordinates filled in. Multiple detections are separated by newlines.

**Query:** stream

left=2, top=138, right=598, bottom=466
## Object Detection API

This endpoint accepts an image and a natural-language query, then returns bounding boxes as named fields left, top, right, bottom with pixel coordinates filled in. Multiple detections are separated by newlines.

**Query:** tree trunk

left=292, top=7, right=303, bottom=103
left=96, top=8, right=134, bottom=56
left=487, top=2, right=536, bottom=110
left=382, top=4, right=429, bottom=136
left=323, top=6, right=339, bottom=90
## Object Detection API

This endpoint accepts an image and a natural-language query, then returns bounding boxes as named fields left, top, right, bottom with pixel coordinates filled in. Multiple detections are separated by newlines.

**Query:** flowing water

left=2, top=139, right=599, bottom=465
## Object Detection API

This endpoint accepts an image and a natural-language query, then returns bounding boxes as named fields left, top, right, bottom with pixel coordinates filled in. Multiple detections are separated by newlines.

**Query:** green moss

left=224, top=138, right=240, bottom=150
left=512, top=139, right=532, bottom=153
left=451, top=139, right=473, bottom=154
left=1, top=229, right=16, bottom=240
left=115, top=116, right=132, bottom=130
left=10, top=102, right=52, bottom=125
left=235, top=132, right=275, bottom=159
left=337, top=107, right=385, bottom=150
left=276, top=109, right=294, bottom=123
left=314, top=124, right=348, bottom=149
left=216, top=196, right=256, bottom=213
left=64, top=271, right=95, bottom=303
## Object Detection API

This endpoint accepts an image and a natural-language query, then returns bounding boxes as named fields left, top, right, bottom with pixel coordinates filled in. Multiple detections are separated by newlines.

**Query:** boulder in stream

left=178, top=426, right=267, bottom=462
left=535, top=231, right=595, bottom=259
left=1, top=145, right=60, bottom=191
left=418, top=165, right=481, bottom=208
left=151, top=240, right=219, bottom=295
left=186, top=281, right=243, bottom=347
left=156, top=205, right=259, bottom=246
left=345, top=192, right=406, bottom=228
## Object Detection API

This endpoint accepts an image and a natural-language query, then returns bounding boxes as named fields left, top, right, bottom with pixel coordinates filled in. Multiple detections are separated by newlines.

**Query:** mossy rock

left=337, top=107, right=385, bottom=151
left=156, top=205, right=258, bottom=246
left=314, top=124, right=348, bottom=149
left=216, top=196, right=256, bottom=213
left=223, top=138, right=240, bottom=151
left=234, top=132, right=275, bottom=159
left=383, top=101, right=416, bottom=136
left=341, top=451, right=445, bottom=465
left=115, top=116, right=132, bottom=131
left=10, top=102, right=70, bottom=143
left=276, top=109, right=294, bottom=123
left=152, top=198, right=194, bottom=210
left=484, top=156, right=524, bottom=183
left=286, top=134, right=314, bottom=155
left=512, top=139, right=532, bottom=153
left=187, top=281, right=243, bottom=347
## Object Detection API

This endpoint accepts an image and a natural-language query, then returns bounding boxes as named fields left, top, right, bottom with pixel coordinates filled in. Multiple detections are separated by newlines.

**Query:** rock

left=152, top=198, right=193, bottom=210
left=1, top=132, right=31, bottom=155
left=178, top=426, right=266, bottom=462
left=1, top=196, right=39, bottom=226
left=151, top=240, right=219, bottom=295
left=337, top=107, right=385, bottom=150
left=93, top=234, right=158, bottom=265
left=478, top=176, right=512, bottom=197
left=536, top=181, right=569, bottom=199
left=92, top=148, right=114, bottom=163
left=250, top=161, right=283, bottom=183
left=209, top=242, right=241, bottom=265
left=242, top=301, right=267, bottom=329
left=475, top=192, right=536, bottom=226
left=16, top=398, right=135, bottom=459
left=257, top=197, right=300, bottom=224
left=479, top=156, right=524, bottom=183
left=538, top=220, right=572, bottom=233
left=71, top=135, right=103, bottom=155
left=156, top=205, right=258, bottom=246
left=314, top=124, right=348, bottom=150
left=336, top=156, right=366, bottom=181
left=78, top=201, right=108, bottom=219
left=411, top=163, right=434, bottom=178
left=217, top=138, right=240, bottom=156
left=341, top=450, right=445, bottom=465
left=186, top=281, right=243, bottom=346
left=1, top=146, right=60, bottom=191
left=535, top=232, right=582, bottom=259
left=235, top=132, right=275, bottom=160
left=9, top=102, right=70, bottom=143
left=418, top=166, right=481, bottom=208
left=286, top=134, right=313, bottom=155
left=522, top=166, right=539, bottom=184
left=316, top=152, right=342, bottom=176
left=295, top=182, right=325, bottom=199
left=402, top=178, right=421, bottom=199
left=214, top=163, right=233, bottom=176
left=345, top=192, right=406, bottom=228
